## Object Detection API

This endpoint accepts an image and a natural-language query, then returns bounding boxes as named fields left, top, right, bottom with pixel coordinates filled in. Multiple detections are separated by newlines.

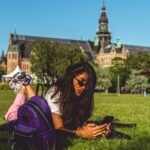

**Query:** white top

left=44, top=86, right=62, bottom=115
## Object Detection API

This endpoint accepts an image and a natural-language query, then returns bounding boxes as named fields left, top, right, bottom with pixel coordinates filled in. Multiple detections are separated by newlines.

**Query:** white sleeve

left=44, top=87, right=62, bottom=115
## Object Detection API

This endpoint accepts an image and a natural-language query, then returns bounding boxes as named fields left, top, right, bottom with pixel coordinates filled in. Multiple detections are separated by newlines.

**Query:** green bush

left=0, top=83, right=10, bottom=90
left=0, top=83, right=38, bottom=90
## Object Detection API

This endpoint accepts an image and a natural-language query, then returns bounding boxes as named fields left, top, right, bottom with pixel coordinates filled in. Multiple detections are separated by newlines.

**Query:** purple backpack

left=12, top=96, right=55, bottom=150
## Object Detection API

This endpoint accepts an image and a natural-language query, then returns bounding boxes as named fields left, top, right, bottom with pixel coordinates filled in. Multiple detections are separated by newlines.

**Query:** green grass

left=0, top=91, right=150, bottom=150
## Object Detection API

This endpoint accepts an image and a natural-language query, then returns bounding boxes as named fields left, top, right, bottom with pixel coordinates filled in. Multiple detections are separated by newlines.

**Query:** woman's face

left=73, top=72, right=89, bottom=96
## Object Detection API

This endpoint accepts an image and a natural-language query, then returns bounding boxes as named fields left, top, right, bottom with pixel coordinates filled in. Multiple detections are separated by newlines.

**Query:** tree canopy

left=0, top=67, right=6, bottom=82
left=91, top=63, right=111, bottom=92
left=125, top=70, right=150, bottom=93
left=109, top=57, right=130, bottom=92
left=124, top=51, right=150, bottom=71
left=30, top=40, right=88, bottom=83
left=109, top=52, right=150, bottom=92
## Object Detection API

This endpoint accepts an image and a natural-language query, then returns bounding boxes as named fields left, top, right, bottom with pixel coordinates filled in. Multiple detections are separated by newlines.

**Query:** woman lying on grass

left=5, top=62, right=110, bottom=138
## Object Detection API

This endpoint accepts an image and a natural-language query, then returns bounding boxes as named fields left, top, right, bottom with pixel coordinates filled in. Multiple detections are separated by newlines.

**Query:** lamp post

left=117, top=75, right=120, bottom=96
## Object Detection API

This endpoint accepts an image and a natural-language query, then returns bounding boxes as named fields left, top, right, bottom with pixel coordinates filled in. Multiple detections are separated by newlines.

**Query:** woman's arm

left=52, top=113, right=77, bottom=135
left=52, top=113, right=110, bottom=138
left=52, top=113, right=63, bottom=129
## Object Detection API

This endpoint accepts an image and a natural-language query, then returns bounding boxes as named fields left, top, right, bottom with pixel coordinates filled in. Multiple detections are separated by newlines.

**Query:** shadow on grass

left=0, top=135, right=150, bottom=150
left=116, top=133, right=150, bottom=150
left=0, top=131, right=10, bottom=150
left=0, top=129, right=150, bottom=150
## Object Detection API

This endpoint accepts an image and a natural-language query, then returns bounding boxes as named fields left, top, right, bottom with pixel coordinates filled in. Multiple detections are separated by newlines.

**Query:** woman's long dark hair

left=50, top=62, right=96, bottom=128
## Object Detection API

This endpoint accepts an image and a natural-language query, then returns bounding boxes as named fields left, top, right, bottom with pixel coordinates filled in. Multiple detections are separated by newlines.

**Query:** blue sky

left=0, top=0, right=150, bottom=55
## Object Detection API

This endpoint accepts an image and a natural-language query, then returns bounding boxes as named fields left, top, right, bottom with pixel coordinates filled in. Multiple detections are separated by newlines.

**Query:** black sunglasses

left=74, top=77, right=87, bottom=87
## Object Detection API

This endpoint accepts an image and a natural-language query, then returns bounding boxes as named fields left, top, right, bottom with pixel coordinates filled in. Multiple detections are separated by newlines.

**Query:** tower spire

left=14, top=28, right=17, bottom=40
left=95, top=1, right=111, bottom=51
left=12, top=27, right=18, bottom=44
left=1, top=49, right=4, bottom=58
left=103, top=0, right=105, bottom=8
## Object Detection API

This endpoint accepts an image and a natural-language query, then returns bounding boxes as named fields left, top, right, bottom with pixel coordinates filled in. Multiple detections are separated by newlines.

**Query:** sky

left=0, top=0, right=150, bottom=55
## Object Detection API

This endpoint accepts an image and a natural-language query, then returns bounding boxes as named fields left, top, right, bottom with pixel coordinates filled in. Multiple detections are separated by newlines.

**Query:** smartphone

left=101, top=116, right=114, bottom=124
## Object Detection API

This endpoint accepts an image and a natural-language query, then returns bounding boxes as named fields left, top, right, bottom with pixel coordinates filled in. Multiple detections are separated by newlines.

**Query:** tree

left=108, top=52, right=150, bottom=93
left=91, top=63, right=111, bottom=93
left=123, top=52, right=150, bottom=93
left=51, top=42, right=88, bottom=79
left=30, top=40, right=88, bottom=83
left=125, top=70, right=150, bottom=93
left=0, top=67, right=6, bottom=82
left=109, top=57, right=130, bottom=92
left=125, top=51, right=150, bottom=71
left=30, top=40, right=53, bottom=83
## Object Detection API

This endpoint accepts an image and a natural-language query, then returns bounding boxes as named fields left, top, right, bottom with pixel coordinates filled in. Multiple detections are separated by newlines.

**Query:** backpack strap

left=36, top=83, right=51, bottom=97
left=36, top=84, right=44, bottom=96
left=0, top=120, right=16, bottom=132
left=26, top=101, right=54, bottom=129
left=111, top=122, right=136, bottom=128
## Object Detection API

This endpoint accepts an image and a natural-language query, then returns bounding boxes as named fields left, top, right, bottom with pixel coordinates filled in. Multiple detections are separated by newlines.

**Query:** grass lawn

left=0, top=90, right=150, bottom=150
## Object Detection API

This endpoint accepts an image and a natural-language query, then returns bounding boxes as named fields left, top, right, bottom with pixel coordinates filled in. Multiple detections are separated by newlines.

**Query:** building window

left=12, top=54, right=17, bottom=59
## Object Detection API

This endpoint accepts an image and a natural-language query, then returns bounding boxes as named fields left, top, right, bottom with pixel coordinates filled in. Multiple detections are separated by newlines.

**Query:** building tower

left=7, top=29, right=20, bottom=73
left=0, top=49, right=7, bottom=70
left=95, top=0, right=111, bottom=52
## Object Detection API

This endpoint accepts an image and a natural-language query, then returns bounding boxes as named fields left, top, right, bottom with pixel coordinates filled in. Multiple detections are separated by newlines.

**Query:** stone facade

left=96, top=45, right=129, bottom=67
left=7, top=51, right=20, bottom=73
left=21, top=59, right=32, bottom=75
left=7, top=50, right=32, bottom=74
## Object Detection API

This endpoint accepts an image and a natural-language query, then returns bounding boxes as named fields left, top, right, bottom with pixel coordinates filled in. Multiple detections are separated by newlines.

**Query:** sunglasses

left=74, top=77, right=87, bottom=87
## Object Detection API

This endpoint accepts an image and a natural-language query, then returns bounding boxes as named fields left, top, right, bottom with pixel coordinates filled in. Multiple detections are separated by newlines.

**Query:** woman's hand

left=75, top=123, right=110, bottom=138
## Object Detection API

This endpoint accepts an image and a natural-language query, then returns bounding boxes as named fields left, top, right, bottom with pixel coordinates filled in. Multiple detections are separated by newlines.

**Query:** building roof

left=103, top=44, right=122, bottom=53
left=93, top=43, right=150, bottom=54
left=0, top=57, right=7, bottom=65
left=8, top=33, right=94, bottom=60
left=8, top=33, right=150, bottom=60
left=123, top=44, right=150, bottom=54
